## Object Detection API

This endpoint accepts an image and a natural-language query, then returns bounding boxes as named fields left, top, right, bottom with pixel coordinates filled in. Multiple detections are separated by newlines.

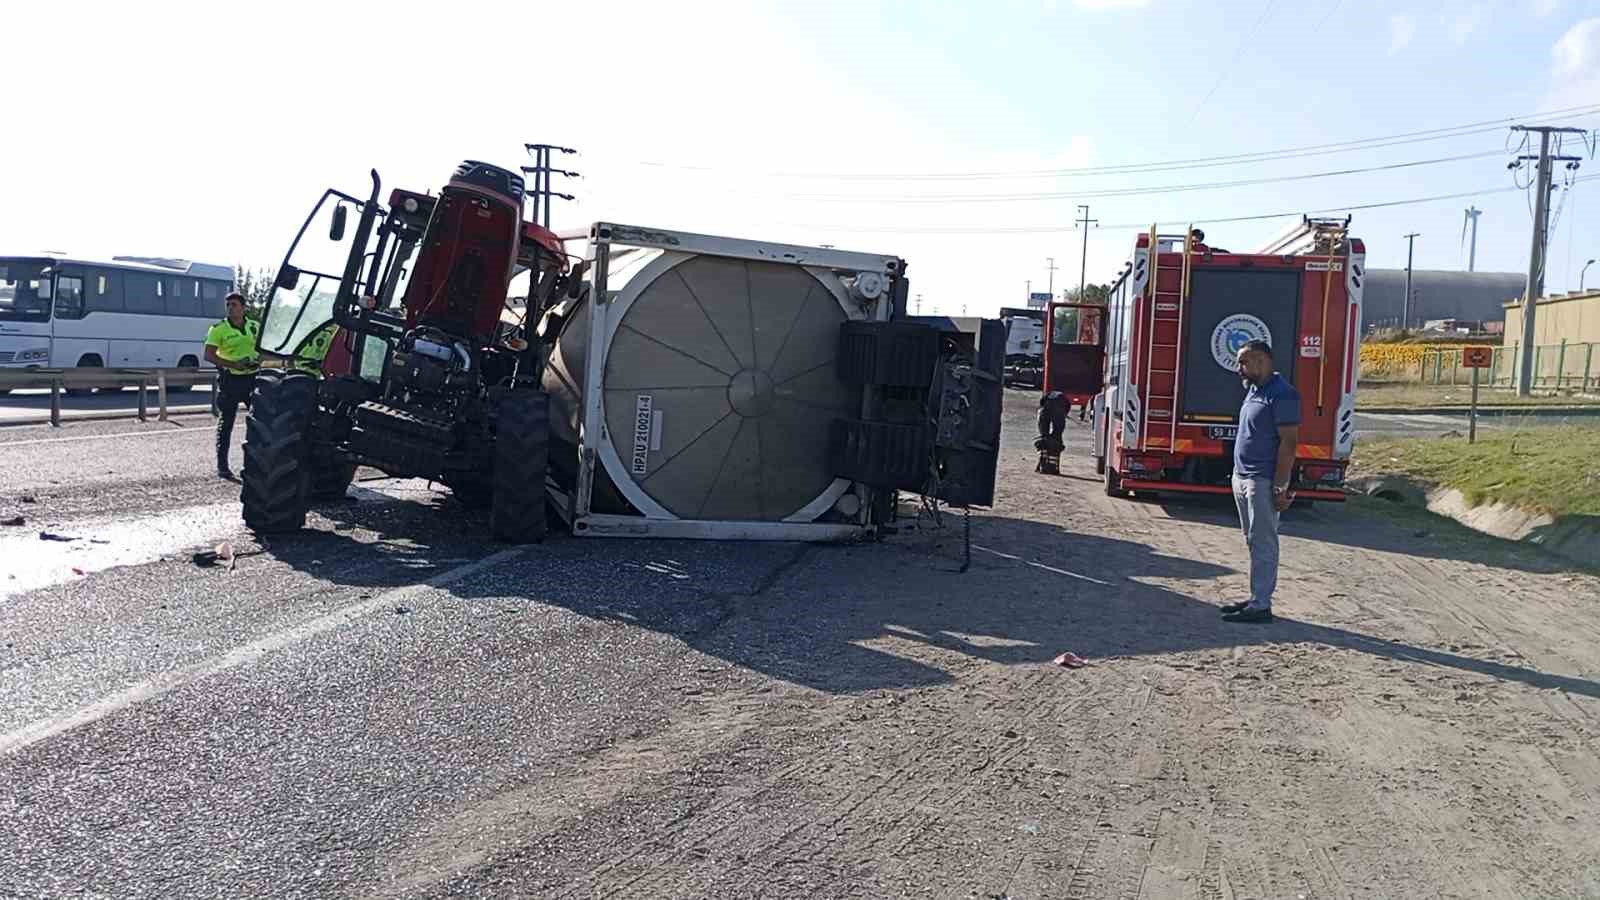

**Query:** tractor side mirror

left=330, top=205, right=349, bottom=242
left=275, top=265, right=300, bottom=290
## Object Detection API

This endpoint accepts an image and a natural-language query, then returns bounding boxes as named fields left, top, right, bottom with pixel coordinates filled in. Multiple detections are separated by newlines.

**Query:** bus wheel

left=169, top=356, right=199, bottom=394
left=67, top=355, right=103, bottom=396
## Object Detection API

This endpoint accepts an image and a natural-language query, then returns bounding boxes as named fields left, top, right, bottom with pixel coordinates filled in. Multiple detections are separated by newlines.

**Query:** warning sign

left=1462, top=347, right=1493, bottom=368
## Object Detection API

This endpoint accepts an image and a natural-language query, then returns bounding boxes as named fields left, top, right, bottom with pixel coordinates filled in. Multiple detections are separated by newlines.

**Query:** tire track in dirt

left=564, top=669, right=1083, bottom=897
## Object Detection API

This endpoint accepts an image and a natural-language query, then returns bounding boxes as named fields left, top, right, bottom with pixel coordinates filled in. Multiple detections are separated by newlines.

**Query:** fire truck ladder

left=1261, top=216, right=1351, bottom=416
left=1139, top=224, right=1194, bottom=451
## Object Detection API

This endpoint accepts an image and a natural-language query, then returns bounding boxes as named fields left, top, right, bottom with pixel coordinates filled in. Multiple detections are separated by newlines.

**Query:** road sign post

left=1462, top=346, right=1492, bottom=443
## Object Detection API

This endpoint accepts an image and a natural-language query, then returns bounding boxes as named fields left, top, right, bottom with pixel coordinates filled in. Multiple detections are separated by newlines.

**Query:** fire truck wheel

left=1104, top=465, right=1129, bottom=499
left=241, top=371, right=316, bottom=533
left=490, top=390, right=550, bottom=544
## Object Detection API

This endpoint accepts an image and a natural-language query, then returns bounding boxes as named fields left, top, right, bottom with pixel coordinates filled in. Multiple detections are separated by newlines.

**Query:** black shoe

left=217, top=467, right=235, bottom=481
left=1222, top=606, right=1273, bottom=624
left=1220, top=601, right=1251, bottom=615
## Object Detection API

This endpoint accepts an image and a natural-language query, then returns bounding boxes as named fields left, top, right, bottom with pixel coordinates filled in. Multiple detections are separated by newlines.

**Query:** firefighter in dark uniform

left=204, top=292, right=260, bottom=479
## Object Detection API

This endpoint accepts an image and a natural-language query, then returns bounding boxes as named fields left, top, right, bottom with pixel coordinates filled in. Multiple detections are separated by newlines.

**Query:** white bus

left=0, top=255, right=234, bottom=390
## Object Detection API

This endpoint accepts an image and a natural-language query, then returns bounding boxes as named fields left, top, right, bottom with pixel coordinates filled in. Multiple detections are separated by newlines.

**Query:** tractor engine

left=388, top=327, right=477, bottom=411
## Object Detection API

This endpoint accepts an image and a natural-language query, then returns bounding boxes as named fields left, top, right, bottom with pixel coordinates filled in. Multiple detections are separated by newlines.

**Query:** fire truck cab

left=1092, top=218, right=1364, bottom=503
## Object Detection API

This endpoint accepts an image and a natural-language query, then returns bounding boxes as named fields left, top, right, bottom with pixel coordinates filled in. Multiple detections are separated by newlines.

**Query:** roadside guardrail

left=0, top=367, right=220, bottom=427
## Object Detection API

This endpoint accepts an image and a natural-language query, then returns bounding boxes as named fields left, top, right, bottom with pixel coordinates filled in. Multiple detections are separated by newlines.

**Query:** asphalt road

left=4, top=398, right=1599, bottom=897
left=0, top=385, right=213, bottom=425
left=1352, top=408, right=1598, bottom=437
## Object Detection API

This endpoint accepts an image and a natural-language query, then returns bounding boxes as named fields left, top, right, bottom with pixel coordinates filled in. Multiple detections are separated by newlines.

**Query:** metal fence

left=1415, top=343, right=1600, bottom=391
left=0, top=367, right=219, bottom=426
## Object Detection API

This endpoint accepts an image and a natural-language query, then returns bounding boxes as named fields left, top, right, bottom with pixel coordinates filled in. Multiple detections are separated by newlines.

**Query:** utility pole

left=1511, top=125, right=1586, bottom=395
left=1075, top=205, right=1099, bottom=300
left=1583, top=259, right=1596, bottom=292
left=1462, top=206, right=1481, bottom=272
left=916, top=293, right=923, bottom=314
left=1045, top=257, right=1058, bottom=298
left=521, top=143, right=578, bottom=229
left=1402, top=233, right=1419, bottom=330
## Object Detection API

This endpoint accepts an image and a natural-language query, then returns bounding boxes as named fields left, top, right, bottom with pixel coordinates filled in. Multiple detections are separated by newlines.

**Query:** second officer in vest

left=204, top=292, right=260, bottom=479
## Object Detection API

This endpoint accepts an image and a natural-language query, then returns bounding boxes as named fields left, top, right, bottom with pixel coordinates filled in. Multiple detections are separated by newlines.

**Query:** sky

left=4, top=0, right=1600, bottom=318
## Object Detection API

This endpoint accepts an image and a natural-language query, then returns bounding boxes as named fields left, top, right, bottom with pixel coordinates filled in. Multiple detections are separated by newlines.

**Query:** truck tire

left=241, top=370, right=316, bottom=533
left=490, top=390, right=550, bottom=543
left=1094, top=420, right=1108, bottom=475
left=1104, top=464, right=1129, bottom=500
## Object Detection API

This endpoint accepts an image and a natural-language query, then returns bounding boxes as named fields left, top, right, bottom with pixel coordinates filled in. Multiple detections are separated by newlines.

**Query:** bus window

left=89, top=269, right=124, bottom=312
left=54, top=276, right=85, bottom=319
left=124, top=273, right=164, bottom=313
left=0, top=263, right=54, bottom=323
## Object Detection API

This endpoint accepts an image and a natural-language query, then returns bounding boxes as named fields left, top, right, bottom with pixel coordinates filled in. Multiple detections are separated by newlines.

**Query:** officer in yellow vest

left=204, top=292, right=261, bottom=479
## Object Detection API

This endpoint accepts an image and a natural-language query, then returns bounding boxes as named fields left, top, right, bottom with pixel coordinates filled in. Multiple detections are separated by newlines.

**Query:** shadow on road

left=422, top=505, right=1600, bottom=701
left=1151, top=488, right=1584, bottom=576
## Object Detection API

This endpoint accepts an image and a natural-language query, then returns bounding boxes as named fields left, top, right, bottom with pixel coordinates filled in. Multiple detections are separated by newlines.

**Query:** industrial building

left=1362, top=269, right=1524, bottom=331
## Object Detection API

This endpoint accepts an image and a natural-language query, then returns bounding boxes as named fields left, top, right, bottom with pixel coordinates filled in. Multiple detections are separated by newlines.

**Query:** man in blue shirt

left=1222, top=340, right=1300, bottom=623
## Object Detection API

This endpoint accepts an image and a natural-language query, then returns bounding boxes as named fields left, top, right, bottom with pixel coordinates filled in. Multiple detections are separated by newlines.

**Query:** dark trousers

left=215, top=371, right=255, bottom=471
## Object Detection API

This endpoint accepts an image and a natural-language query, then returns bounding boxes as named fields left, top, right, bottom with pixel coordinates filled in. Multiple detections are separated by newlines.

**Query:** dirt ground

left=396, top=391, right=1600, bottom=899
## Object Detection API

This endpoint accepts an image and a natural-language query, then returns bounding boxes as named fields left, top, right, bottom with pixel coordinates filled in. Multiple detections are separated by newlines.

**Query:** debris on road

left=1, top=515, right=24, bottom=527
left=1052, top=651, right=1090, bottom=669
left=38, top=532, right=76, bottom=542
left=19, top=494, right=37, bottom=504
left=190, top=542, right=239, bottom=572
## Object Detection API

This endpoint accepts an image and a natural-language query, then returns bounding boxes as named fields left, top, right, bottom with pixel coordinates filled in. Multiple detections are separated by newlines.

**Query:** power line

left=1187, top=0, right=1278, bottom=125
left=605, top=103, right=1600, bottom=182
left=770, top=149, right=1502, bottom=204
left=787, top=174, right=1600, bottom=235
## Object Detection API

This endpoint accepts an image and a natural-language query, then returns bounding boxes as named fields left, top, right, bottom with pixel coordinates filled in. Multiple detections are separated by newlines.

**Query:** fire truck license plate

left=1207, top=426, right=1238, bottom=440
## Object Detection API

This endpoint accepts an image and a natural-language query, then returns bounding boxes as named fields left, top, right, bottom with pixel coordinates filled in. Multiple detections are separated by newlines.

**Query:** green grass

left=1357, top=382, right=1600, bottom=410
left=1351, top=425, right=1600, bottom=516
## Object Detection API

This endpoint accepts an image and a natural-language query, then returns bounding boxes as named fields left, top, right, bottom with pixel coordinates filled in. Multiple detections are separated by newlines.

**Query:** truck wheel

left=241, top=370, right=316, bottom=533
left=1104, top=464, right=1129, bottom=499
left=490, top=390, right=550, bottom=543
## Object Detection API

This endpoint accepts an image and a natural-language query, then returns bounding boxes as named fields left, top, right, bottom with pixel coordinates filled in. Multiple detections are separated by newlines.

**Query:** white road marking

left=0, top=547, right=525, bottom=756
left=971, top=544, right=1112, bottom=585
left=0, top=427, right=210, bottom=448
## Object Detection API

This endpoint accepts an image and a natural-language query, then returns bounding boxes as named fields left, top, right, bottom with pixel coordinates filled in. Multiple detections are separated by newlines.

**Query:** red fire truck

left=1086, top=217, right=1364, bottom=502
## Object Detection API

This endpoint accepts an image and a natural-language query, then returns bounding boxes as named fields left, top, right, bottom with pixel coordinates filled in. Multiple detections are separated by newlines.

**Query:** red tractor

left=242, top=161, right=577, bottom=542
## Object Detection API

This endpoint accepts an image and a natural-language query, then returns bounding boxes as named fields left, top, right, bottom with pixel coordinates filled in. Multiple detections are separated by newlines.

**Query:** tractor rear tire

left=446, top=476, right=494, bottom=510
left=490, top=391, right=550, bottom=544
left=241, top=370, right=317, bottom=533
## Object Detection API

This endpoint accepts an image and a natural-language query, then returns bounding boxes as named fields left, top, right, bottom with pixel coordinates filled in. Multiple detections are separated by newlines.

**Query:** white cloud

left=1544, top=17, right=1600, bottom=110
left=1389, top=14, right=1417, bottom=54
left=1450, top=4, right=1490, bottom=44
left=1072, top=0, right=1150, bottom=9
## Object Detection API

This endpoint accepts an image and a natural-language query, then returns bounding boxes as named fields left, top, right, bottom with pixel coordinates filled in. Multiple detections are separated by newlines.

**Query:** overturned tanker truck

left=242, top=158, right=1003, bottom=543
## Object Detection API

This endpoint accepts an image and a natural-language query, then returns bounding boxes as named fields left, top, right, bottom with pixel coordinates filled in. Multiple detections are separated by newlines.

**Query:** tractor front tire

left=241, top=371, right=316, bottom=533
left=490, top=391, right=550, bottom=544
left=309, top=457, right=357, bottom=501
